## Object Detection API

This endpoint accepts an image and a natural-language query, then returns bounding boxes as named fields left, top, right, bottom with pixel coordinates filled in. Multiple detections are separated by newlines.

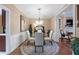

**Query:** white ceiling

left=60, top=5, right=73, bottom=17
left=14, top=4, right=65, bottom=20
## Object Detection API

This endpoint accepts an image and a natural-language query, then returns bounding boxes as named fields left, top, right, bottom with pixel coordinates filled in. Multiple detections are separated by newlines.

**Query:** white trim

left=6, top=9, right=11, bottom=54
left=73, top=5, right=76, bottom=37
left=72, top=50, right=74, bottom=55
left=0, top=5, right=11, bottom=55
left=56, top=4, right=71, bottom=16
left=0, top=5, right=10, bottom=12
left=54, top=16, right=61, bottom=42
left=0, top=34, right=6, bottom=36
left=75, top=5, right=77, bottom=37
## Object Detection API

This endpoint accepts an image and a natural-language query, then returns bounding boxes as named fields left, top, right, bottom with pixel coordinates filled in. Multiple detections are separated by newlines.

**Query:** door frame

left=0, top=5, right=11, bottom=54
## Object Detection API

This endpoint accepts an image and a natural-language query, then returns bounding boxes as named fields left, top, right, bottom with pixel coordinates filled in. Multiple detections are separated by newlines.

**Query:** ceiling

left=60, top=5, right=73, bottom=17
left=14, top=4, right=65, bottom=20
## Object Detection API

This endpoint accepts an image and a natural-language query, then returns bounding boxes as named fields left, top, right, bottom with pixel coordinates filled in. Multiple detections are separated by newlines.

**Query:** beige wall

left=76, top=5, right=79, bottom=38
left=43, top=19, right=51, bottom=33
left=76, top=13, right=79, bottom=37
left=76, top=28, right=79, bottom=37
left=0, top=15, right=2, bottom=26
left=0, top=15, right=3, bottom=33
left=24, top=18, right=29, bottom=30
left=3, top=4, right=28, bottom=35
left=3, top=4, right=55, bottom=35
left=28, top=18, right=55, bottom=33
left=50, top=17, right=55, bottom=31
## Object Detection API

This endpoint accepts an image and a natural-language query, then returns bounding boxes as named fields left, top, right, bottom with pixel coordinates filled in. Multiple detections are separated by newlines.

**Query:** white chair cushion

left=26, top=30, right=35, bottom=40
left=44, top=37, right=50, bottom=40
left=37, top=30, right=42, bottom=33
left=30, top=37, right=35, bottom=40
left=44, top=30, right=53, bottom=41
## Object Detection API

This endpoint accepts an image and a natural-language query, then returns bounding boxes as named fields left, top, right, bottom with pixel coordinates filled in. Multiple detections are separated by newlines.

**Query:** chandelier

left=38, top=8, right=41, bottom=22
left=34, top=8, right=43, bottom=27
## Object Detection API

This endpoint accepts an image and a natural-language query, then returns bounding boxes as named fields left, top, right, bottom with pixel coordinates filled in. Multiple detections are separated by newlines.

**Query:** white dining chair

left=26, top=30, right=35, bottom=45
left=44, top=30, right=53, bottom=45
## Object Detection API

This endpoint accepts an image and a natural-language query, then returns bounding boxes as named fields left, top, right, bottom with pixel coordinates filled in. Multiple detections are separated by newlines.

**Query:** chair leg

left=42, top=46, right=44, bottom=52
left=27, top=41, right=30, bottom=45
left=34, top=41, right=35, bottom=45
left=44, top=40, right=45, bottom=45
left=49, top=41, right=53, bottom=45
left=35, top=46, right=44, bottom=53
left=51, top=41, right=53, bottom=45
left=35, top=46, right=36, bottom=53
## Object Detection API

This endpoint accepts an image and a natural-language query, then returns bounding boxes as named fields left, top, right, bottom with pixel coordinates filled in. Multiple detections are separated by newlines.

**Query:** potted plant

left=28, top=24, right=32, bottom=37
left=71, top=37, right=79, bottom=55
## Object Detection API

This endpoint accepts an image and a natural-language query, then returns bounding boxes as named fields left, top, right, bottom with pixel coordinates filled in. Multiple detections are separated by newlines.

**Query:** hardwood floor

left=9, top=39, right=72, bottom=55
left=9, top=40, right=28, bottom=55
left=58, top=38, right=72, bottom=55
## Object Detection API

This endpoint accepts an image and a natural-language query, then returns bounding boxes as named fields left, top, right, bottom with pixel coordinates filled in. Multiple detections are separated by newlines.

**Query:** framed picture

left=20, top=15, right=25, bottom=32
